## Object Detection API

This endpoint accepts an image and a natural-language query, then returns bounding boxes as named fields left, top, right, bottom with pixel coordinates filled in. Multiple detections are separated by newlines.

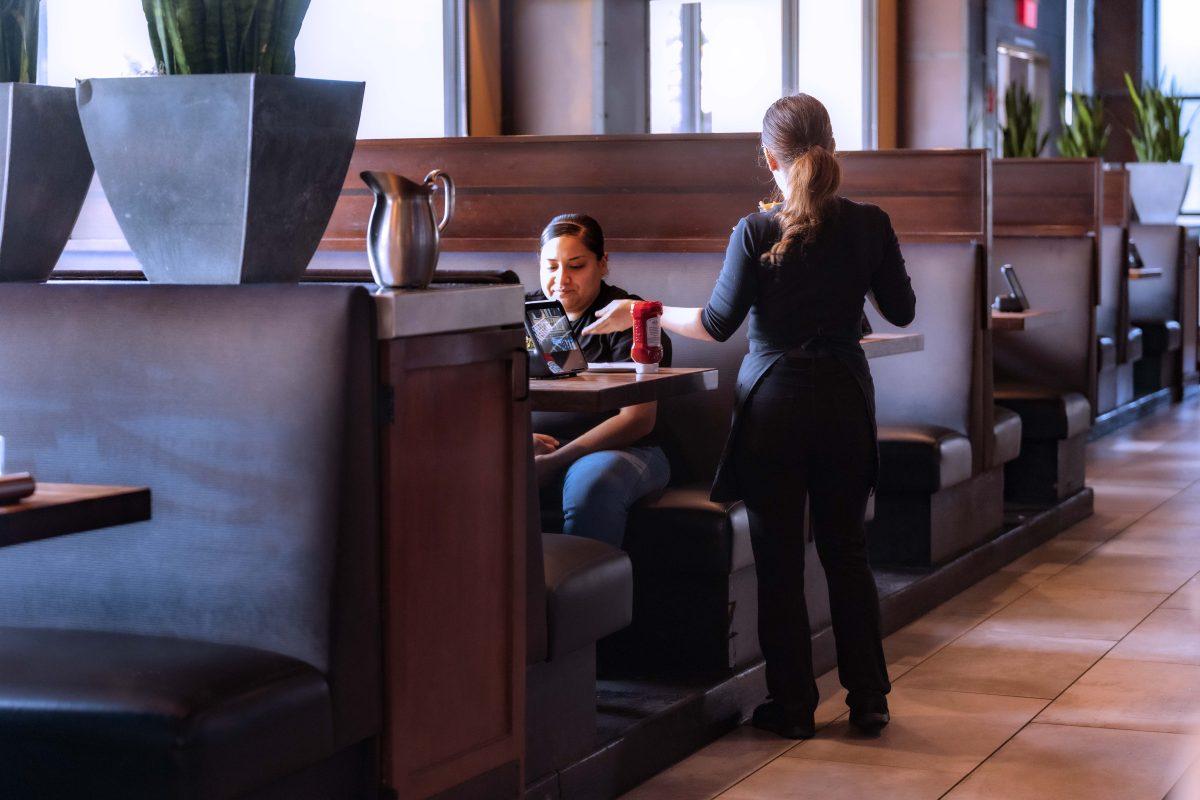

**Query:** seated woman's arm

left=536, top=401, right=657, bottom=478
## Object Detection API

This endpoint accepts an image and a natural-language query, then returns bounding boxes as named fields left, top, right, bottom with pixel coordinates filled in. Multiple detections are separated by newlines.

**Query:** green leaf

left=138, top=0, right=309, bottom=76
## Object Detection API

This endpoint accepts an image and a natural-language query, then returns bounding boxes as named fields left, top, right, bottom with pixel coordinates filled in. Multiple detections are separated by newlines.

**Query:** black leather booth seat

left=1097, top=336, right=1119, bottom=415
left=1128, top=326, right=1145, bottom=363
left=877, top=426, right=973, bottom=493
left=1136, top=319, right=1182, bottom=356
left=1098, top=336, right=1117, bottom=371
left=991, top=407, right=1023, bottom=468
left=0, top=285, right=381, bottom=799
left=543, top=534, right=633, bottom=660
left=0, top=628, right=332, bottom=800
left=995, top=386, right=1091, bottom=504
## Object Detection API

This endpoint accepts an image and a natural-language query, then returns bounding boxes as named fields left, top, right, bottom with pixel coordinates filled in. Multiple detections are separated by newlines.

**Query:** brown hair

left=760, top=94, right=841, bottom=265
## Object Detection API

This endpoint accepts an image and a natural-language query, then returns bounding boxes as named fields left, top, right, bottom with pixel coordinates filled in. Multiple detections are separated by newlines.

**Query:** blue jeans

left=547, top=446, right=671, bottom=547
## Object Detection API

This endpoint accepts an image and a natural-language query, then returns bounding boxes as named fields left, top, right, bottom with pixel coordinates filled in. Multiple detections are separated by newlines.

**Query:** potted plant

left=1124, top=73, right=1194, bottom=223
left=0, top=0, right=94, bottom=282
left=1001, top=83, right=1048, bottom=158
left=75, top=0, right=364, bottom=284
left=1056, top=92, right=1110, bottom=158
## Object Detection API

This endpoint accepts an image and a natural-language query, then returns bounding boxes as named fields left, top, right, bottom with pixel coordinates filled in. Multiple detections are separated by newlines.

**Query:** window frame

left=650, top=0, right=877, bottom=146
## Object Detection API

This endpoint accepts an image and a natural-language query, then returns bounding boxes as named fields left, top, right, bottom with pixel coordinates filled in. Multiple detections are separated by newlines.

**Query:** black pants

left=734, top=353, right=890, bottom=715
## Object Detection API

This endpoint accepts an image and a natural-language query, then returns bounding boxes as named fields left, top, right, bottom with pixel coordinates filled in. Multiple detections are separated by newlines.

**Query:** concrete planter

left=1127, top=161, right=1193, bottom=224
left=76, top=75, right=363, bottom=284
left=0, top=84, right=94, bottom=282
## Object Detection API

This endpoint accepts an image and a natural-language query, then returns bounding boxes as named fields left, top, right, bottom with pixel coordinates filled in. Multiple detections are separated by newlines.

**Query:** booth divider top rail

left=993, top=158, right=1103, bottom=238
left=324, top=137, right=988, bottom=252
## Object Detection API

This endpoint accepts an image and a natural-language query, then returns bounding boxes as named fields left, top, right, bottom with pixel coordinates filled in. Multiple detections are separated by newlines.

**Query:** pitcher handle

left=424, top=170, right=455, bottom=233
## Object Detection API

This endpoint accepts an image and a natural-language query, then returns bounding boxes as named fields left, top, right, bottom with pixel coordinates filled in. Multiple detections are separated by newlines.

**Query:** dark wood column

left=1093, top=0, right=1152, bottom=162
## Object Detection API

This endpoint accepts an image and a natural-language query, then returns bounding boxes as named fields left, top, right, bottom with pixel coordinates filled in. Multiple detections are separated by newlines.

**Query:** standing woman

left=584, top=95, right=915, bottom=738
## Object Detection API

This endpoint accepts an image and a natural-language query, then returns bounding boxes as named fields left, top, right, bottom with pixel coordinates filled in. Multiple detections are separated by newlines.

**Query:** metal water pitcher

left=361, top=169, right=455, bottom=289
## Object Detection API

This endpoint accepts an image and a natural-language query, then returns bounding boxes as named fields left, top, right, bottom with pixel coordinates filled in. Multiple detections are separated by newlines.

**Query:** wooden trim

left=1102, top=164, right=1131, bottom=228
left=876, top=0, right=899, bottom=149
left=992, top=158, right=1102, bottom=237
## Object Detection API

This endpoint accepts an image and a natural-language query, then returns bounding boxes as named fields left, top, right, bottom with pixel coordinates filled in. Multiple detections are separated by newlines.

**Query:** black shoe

left=848, top=707, right=890, bottom=735
left=751, top=701, right=815, bottom=740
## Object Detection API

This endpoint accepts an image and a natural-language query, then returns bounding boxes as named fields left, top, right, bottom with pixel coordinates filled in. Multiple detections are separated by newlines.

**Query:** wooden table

left=1129, top=267, right=1164, bottom=280
left=862, top=333, right=924, bottom=358
left=991, top=309, right=1063, bottom=331
left=530, top=333, right=924, bottom=413
left=0, top=483, right=151, bottom=549
left=531, top=366, right=718, bottom=413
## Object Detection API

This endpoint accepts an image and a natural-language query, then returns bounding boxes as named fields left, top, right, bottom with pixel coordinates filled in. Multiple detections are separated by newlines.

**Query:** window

left=649, top=0, right=872, bottom=148
left=1156, top=0, right=1200, bottom=212
left=44, top=0, right=447, bottom=138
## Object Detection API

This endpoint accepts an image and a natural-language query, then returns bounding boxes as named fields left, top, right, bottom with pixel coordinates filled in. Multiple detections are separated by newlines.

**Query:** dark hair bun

left=539, top=213, right=606, bottom=260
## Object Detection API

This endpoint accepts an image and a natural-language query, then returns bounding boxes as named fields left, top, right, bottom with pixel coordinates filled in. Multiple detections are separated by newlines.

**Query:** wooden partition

left=324, top=136, right=987, bottom=253
left=992, top=158, right=1102, bottom=411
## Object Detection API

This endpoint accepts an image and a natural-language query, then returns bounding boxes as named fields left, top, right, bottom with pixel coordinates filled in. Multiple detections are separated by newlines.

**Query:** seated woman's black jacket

left=702, top=197, right=916, bottom=502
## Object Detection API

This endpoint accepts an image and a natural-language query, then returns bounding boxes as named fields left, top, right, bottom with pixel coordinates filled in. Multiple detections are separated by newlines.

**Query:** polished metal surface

left=362, top=169, right=455, bottom=290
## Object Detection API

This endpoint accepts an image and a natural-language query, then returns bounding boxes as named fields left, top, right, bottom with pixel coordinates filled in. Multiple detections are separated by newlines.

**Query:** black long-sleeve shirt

left=703, top=197, right=916, bottom=501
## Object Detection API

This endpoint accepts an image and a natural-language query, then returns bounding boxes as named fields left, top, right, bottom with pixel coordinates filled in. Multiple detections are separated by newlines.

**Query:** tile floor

left=621, top=400, right=1200, bottom=800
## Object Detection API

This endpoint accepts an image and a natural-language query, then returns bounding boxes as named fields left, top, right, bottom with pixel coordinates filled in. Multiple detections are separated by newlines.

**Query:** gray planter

left=76, top=75, right=364, bottom=284
left=1127, top=162, right=1193, bottom=224
left=0, top=84, right=94, bottom=282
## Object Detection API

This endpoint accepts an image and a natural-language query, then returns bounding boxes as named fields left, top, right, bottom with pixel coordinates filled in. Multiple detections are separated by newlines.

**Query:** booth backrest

left=865, top=242, right=982, bottom=438
left=1129, top=223, right=1185, bottom=323
left=0, top=284, right=381, bottom=745
left=992, top=159, right=1100, bottom=404
left=1098, top=167, right=1130, bottom=348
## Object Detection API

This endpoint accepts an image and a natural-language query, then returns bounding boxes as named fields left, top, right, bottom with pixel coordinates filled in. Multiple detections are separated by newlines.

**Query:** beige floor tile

left=975, top=583, right=1166, bottom=641
left=786, top=687, right=1046, bottom=775
left=1108, top=607, right=1200, bottom=666
left=1165, top=575, right=1200, bottom=612
left=718, top=756, right=958, bottom=800
left=931, top=570, right=1044, bottom=617
left=897, top=628, right=1113, bottom=699
left=1167, top=750, right=1200, bottom=799
left=882, top=612, right=983, bottom=668
left=1000, top=537, right=1101, bottom=577
left=620, top=728, right=794, bottom=800
left=1139, top=498, right=1200, bottom=525
left=944, top=723, right=1195, bottom=800
left=1096, top=521, right=1200, bottom=558
left=1086, top=481, right=1179, bottom=517
left=1036, top=657, right=1200, bottom=734
left=1042, top=551, right=1200, bottom=595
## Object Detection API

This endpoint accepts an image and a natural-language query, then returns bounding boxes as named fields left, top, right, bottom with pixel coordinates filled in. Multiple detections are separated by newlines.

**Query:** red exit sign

left=1017, top=0, right=1038, bottom=28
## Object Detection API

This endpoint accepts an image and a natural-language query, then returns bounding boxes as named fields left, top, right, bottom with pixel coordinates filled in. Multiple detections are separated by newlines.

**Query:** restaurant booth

left=990, top=158, right=1101, bottom=506
left=0, top=139, right=1102, bottom=800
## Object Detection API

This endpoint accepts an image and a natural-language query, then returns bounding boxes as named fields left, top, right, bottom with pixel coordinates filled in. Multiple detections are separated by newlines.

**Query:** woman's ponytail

left=760, top=95, right=841, bottom=266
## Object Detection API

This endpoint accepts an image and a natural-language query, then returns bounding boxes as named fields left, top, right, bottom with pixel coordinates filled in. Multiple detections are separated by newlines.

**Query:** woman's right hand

left=533, top=433, right=559, bottom=456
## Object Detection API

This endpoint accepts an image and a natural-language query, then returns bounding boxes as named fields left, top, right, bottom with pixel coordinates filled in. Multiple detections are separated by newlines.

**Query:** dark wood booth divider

left=1098, top=166, right=1136, bottom=413
left=992, top=158, right=1101, bottom=505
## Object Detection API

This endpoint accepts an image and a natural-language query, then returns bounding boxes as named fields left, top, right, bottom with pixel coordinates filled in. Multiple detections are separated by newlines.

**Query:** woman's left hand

left=582, top=299, right=635, bottom=335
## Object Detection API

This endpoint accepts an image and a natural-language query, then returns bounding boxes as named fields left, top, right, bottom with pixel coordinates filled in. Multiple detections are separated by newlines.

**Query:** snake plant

left=0, top=0, right=37, bottom=83
left=141, top=0, right=312, bottom=76
left=1124, top=72, right=1192, bottom=162
left=1056, top=93, right=1110, bottom=159
left=1001, top=83, right=1049, bottom=158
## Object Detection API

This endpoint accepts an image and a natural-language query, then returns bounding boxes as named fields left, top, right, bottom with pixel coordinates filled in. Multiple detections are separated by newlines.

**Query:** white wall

left=45, top=0, right=445, bottom=138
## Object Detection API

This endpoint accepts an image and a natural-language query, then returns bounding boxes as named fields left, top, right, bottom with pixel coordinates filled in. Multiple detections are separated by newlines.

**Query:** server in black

left=584, top=94, right=916, bottom=739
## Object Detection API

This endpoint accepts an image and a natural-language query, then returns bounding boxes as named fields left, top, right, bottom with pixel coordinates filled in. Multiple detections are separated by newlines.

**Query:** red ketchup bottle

left=631, top=300, right=664, bottom=374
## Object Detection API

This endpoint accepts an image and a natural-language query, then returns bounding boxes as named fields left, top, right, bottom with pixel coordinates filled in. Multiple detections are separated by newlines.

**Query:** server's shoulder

left=836, top=196, right=891, bottom=229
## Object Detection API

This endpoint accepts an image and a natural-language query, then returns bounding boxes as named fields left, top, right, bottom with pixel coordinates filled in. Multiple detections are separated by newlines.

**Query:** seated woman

left=529, top=213, right=672, bottom=547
